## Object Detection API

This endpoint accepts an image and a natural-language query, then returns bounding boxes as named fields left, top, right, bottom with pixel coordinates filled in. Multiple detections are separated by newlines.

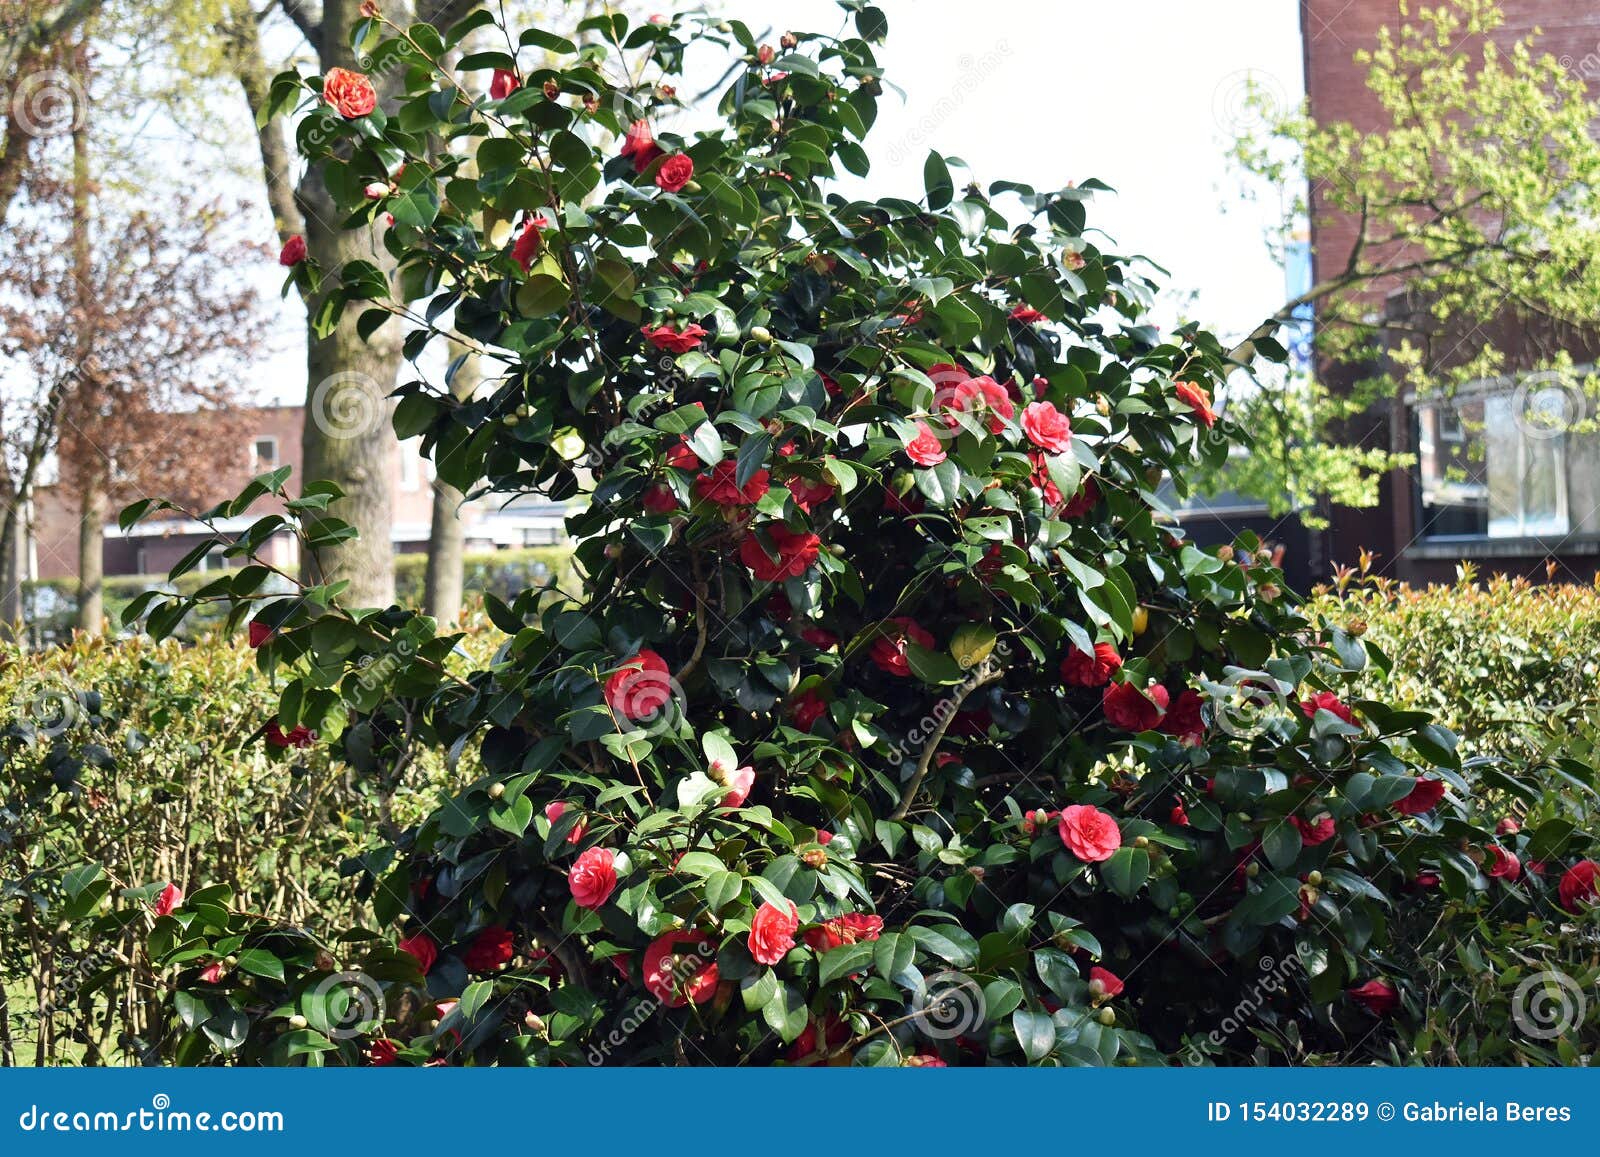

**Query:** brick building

left=20, top=404, right=567, bottom=584
left=1302, top=0, right=1600, bottom=584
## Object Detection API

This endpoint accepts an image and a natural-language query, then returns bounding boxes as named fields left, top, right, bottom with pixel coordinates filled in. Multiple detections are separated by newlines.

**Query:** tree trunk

left=75, top=471, right=105, bottom=634
left=423, top=346, right=480, bottom=621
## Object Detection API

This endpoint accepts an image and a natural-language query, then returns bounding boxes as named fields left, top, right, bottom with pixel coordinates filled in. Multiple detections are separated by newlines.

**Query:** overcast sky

left=250, top=0, right=1307, bottom=403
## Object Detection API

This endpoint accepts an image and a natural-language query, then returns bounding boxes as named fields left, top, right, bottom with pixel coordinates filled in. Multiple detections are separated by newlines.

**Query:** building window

left=251, top=436, right=278, bottom=474
left=1414, top=376, right=1589, bottom=540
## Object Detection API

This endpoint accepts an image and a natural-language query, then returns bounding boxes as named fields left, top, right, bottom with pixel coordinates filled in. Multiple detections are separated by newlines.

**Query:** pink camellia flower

left=1102, top=681, right=1169, bottom=732
left=641, top=322, right=708, bottom=353
left=642, top=931, right=721, bottom=1008
left=1087, top=966, right=1124, bottom=999
left=198, top=961, right=224, bottom=984
left=1009, top=304, right=1047, bottom=324
left=489, top=68, right=519, bottom=100
left=1174, top=380, right=1217, bottom=427
left=399, top=932, right=438, bottom=976
left=868, top=617, right=935, bottom=677
left=619, top=119, right=663, bottom=172
left=740, top=524, right=821, bottom=582
left=1060, top=642, right=1121, bottom=688
left=569, top=847, right=618, bottom=910
left=1160, top=689, right=1207, bottom=746
left=1496, top=816, right=1521, bottom=835
left=906, top=420, right=947, bottom=466
left=544, top=800, right=589, bottom=844
left=463, top=925, right=515, bottom=972
left=1559, top=859, right=1599, bottom=911
left=1021, top=400, right=1071, bottom=453
left=816, top=830, right=835, bottom=845
left=1300, top=691, right=1356, bottom=726
left=1393, top=776, right=1446, bottom=816
left=748, top=900, right=800, bottom=965
left=512, top=217, right=543, bottom=272
left=716, top=762, right=756, bottom=808
left=1487, top=844, right=1521, bottom=882
left=152, top=883, right=183, bottom=917
left=903, top=1054, right=947, bottom=1067
left=802, top=912, right=883, bottom=952
left=1347, top=978, right=1399, bottom=1016
left=654, top=153, right=695, bottom=192
left=603, top=649, right=674, bottom=722
left=1057, top=804, right=1122, bottom=863
left=278, top=235, right=307, bottom=266
left=363, top=181, right=390, bottom=199
left=322, top=67, right=377, bottom=118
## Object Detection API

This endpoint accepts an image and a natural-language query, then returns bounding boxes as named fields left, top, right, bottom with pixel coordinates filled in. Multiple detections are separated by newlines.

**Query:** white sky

left=250, top=0, right=1306, bottom=402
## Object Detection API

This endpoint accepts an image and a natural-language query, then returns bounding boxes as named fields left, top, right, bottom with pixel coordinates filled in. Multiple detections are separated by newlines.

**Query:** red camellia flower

left=641, top=322, right=708, bottom=352
left=1170, top=800, right=1190, bottom=826
left=545, top=800, right=589, bottom=844
left=399, top=932, right=438, bottom=976
left=717, top=762, right=755, bottom=808
left=1496, top=816, right=1521, bottom=835
left=665, top=438, right=700, bottom=469
left=906, top=420, right=946, bottom=466
left=278, top=234, right=307, bottom=266
left=489, top=68, right=520, bottom=100
left=1160, top=688, right=1207, bottom=746
left=869, top=617, right=935, bottom=677
left=1087, top=966, right=1124, bottom=999
left=748, top=900, right=800, bottom=965
left=1021, top=400, right=1071, bottom=453
left=1061, top=476, right=1100, bottom=518
left=153, top=883, right=182, bottom=917
left=570, top=847, right=618, bottom=910
left=786, top=1013, right=850, bottom=1062
left=654, top=153, right=695, bottom=192
left=603, top=649, right=673, bottom=721
left=1393, top=776, right=1446, bottom=816
left=1300, top=690, right=1356, bottom=726
left=619, top=119, right=663, bottom=172
left=198, top=961, right=224, bottom=984
left=266, top=721, right=314, bottom=749
left=1174, top=379, right=1217, bottom=427
left=1347, top=978, right=1399, bottom=1016
left=1057, top=804, right=1122, bottom=863
left=1060, top=642, right=1121, bottom=687
left=322, top=67, right=377, bottom=118
left=1102, top=681, right=1169, bottom=732
left=367, top=1038, right=399, bottom=1066
left=695, top=461, right=769, bottom=506
left=248, top=620, right=273, bottom=647
left=942, top=374, right=1014, bottom=434
left=1292, top=814, right=1336, bottom=846
left=786, top=476, right=835, bottom=512
left=1487, top=844, right=1521, bottom=882
left=790, top=688, right=828, bottom=732
left=643, top=930, right=719, bottom=1007
left=1009, top=304, right=1047, bottom=324
left=799, top=626, right=839, bottom=649
left=1559, top=859, right=1599, bottom=911
left=740, top=524, right=821, bottom=581
left=642, top=483, right=678, bottom=514
left=463, top=925, right=515, bottom=972
left=512, top=217, right=542, bottom=272
left=802, top=912, right=884, bottom=952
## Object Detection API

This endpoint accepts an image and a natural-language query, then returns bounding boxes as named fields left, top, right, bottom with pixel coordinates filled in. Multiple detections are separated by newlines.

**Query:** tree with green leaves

left=1214, top=0, right=1600, bottom=528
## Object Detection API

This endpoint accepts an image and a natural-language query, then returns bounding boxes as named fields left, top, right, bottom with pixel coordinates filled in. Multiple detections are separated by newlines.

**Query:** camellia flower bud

left=1097, top=1007, right=1116, bottom=1026
left=365, top=181, right=390, bottom=199
left=543, top=79, right=560, bottom=100
left=1348, top=618, right=1368, bottom=637
left=488, top=782, right=505, bottom=800
left=781, top=31, right=798, bottom=49
left=288, top=1014, right=308, bottom=1030
left=749, top=324, right=773, bottom=343
left=524, top=1011, right=546, bottom=1035
left=801, top=848, right=827, bottom=869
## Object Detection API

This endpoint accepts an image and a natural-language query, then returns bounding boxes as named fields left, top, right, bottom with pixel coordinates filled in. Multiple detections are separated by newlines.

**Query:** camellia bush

left=112, top=5, right=1597, bottom=1066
